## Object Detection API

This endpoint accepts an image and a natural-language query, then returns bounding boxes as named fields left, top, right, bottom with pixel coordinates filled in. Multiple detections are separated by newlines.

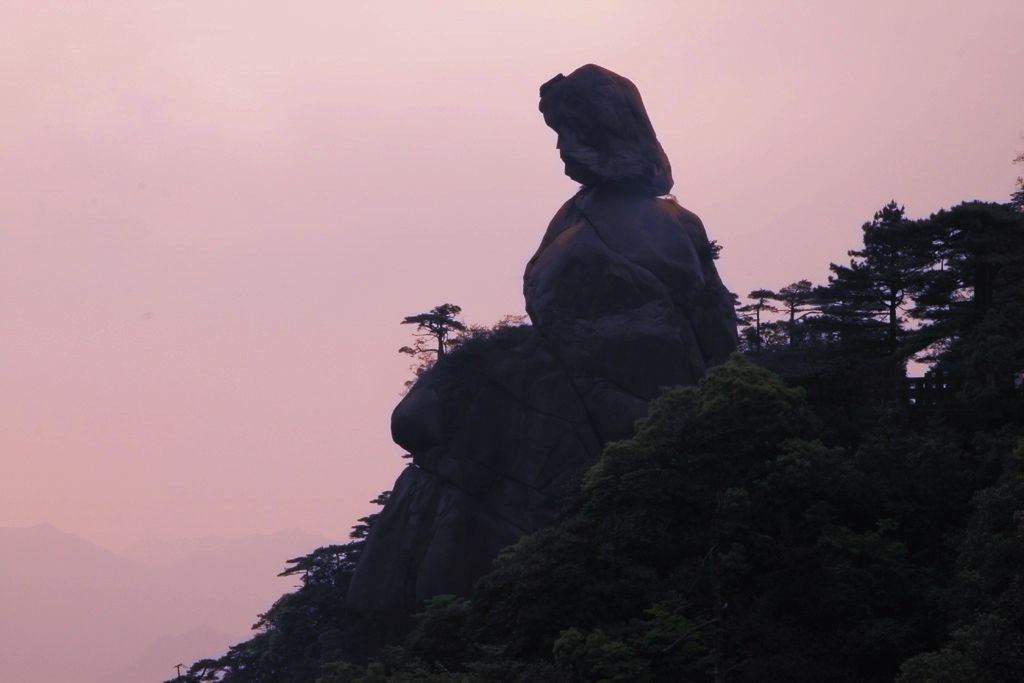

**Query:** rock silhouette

left=539, top=64, right=673, bottom=196
left=347, top=64, right=737, bottom=623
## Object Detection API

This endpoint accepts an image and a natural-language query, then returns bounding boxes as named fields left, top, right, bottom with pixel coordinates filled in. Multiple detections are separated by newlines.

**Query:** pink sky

left=2, top=1, right=1022, bottom=549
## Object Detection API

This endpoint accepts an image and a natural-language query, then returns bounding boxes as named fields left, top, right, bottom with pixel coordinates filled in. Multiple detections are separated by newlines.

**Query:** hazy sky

left=2, top=1, right=1022, bottom=549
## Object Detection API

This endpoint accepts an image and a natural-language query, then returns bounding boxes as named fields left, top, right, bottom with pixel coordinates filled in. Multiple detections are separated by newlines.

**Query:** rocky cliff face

left=347, top=64, right=737, bottom=621
left=523, top=187, right=737, bottom=443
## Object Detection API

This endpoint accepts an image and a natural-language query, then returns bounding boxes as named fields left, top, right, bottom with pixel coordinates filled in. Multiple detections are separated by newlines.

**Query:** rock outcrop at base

left=347, top=64, right=737, bottom=622
left=347, top=327, right=600, bottom=618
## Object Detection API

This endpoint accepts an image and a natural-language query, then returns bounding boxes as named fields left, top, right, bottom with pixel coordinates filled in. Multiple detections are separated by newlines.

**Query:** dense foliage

left=304, top=357, right=1019, bottom=683
left=737, top=200, right=1024, bottom=379
left=171, top=190, right=1023, bottom=682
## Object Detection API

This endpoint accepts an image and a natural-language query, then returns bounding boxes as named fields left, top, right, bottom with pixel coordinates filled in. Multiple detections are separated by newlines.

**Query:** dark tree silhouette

left=912, top=201, right=1024, bottom=383
left=768, top=279, right=817, bottom=348
left=1012, top=150, right=1023, bottom=210
left=737, top=289, right=779, bottom=350
left=814, top=201, right=930, bottom=362
left=399, top=303, right=466, bottom=360
left=850, top=201, right=929, bottom=354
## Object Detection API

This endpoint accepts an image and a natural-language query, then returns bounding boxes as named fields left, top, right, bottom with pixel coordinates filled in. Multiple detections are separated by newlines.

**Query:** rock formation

left=347, top=64, right=737, bottom=623
left=525, top=65, right=737, bottom=442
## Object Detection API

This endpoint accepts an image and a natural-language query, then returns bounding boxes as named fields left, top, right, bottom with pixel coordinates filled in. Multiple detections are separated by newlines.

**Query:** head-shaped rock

left=540, top=64, right=673, bottom=196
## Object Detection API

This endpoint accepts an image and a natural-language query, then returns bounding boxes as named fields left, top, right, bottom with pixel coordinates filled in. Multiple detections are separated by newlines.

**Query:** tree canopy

left=399, top=303, right=466, bottom=360
left=169, top=165, right=1024, bottom=683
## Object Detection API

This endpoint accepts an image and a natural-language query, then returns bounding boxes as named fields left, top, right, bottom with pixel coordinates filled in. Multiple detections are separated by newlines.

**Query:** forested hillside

left=171, top=186, right=1024, bottom=682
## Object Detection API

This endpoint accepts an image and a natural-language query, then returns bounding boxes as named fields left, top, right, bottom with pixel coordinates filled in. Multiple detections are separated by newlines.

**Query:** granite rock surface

left=347, top=64, right=737, bottom=622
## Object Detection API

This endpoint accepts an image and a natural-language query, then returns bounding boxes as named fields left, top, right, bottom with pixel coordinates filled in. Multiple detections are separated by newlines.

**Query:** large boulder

left=539, top=64, right=673, bottom=196
left=526, top=64, right=736, bottom=441
left=523, top=188, right=736, bottom=441
left=347, top=327, right=600, bottom=618
left=346, top=64, right=736, bottom=625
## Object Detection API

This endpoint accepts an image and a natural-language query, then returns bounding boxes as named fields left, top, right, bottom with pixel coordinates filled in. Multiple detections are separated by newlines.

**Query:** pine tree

left=912, top=201, right=1024, bottom=381
left=1012, top=151, right=1023, bottom=210
left=817, top=202, right=929, bottom=361
left=767, top=280, right=817, bottom=348
left=399, top=303, right=466, bottom=359
left=737, top=289, right=779, bottom=350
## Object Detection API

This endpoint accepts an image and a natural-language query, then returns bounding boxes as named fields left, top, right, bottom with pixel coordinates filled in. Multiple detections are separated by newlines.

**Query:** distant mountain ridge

left=0, top=523, right=330, bottom=683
